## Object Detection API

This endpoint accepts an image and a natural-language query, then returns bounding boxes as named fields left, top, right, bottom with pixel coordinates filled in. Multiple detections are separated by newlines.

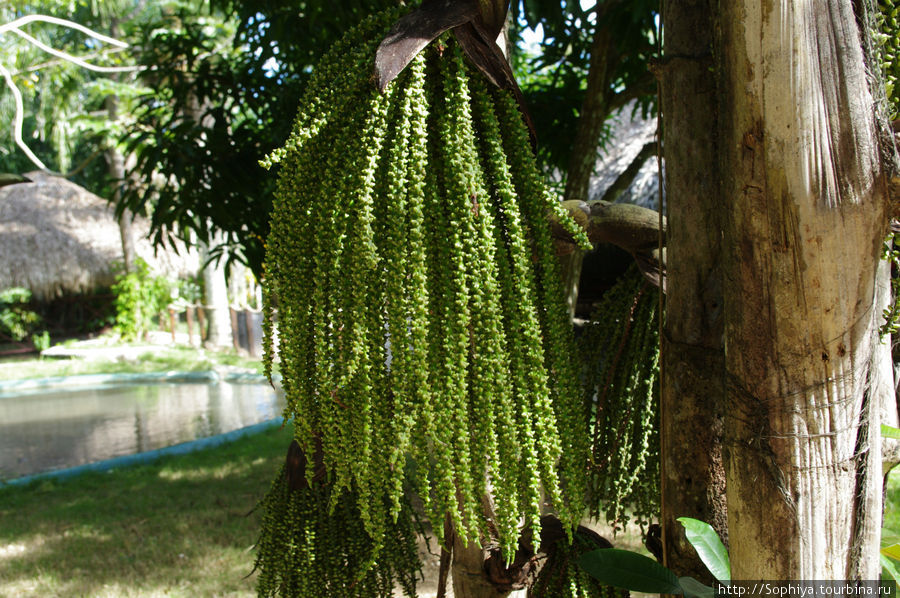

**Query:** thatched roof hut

left=589, top=102, right=660, bottom=209
left=0, top=171, right=199, bottom=301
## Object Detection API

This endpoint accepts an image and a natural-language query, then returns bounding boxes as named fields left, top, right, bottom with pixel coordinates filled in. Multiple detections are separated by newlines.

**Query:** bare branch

left=550, top=199, right=667, bottom=288
left=0, top=15, right=127, bottom=47
left=0, top=62, right=48, bottom=170
left=10, top=46, right=132, bottom=76
left=7, top=28, right=136, bottom=73
left=0, top=13, right=136, bottom=173
left=608, top=69, right=657, bottom=114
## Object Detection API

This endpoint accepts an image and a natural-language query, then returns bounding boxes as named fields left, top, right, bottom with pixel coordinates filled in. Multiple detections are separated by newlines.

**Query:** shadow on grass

left=0, top=424, right=293, bottom=597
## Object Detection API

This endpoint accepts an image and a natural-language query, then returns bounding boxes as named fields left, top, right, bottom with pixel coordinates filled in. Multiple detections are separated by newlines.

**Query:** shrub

left=111, top=258, right=173, bottom=341
left=0, top=287, right=43, bottom=342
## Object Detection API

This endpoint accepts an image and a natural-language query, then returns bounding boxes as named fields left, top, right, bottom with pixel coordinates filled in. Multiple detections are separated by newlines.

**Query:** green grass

left=0, top=424, right=293, bottom=597
left=0, top=345, right=264, bottom=381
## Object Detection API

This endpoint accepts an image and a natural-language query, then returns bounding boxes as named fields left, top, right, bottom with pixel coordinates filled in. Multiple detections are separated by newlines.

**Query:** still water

left=0, top=378, right=285, bottom=479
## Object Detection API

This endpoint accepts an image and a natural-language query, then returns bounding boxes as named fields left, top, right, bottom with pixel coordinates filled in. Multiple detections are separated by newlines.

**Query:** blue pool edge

left=0, top=417, right=285, bottom=488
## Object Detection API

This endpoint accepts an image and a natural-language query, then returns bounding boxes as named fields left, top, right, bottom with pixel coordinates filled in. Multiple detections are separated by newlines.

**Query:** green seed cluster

left=529, top=534, right=628, bottom=598
left=579, top=266, right=660, bottom=531
left=880, top=232, right=900, bottom=338
left=254, top=462, right=423, bottom=597
left=876, top=0, right=900, bottom=117
left=261, top=7, right=591, bottom=564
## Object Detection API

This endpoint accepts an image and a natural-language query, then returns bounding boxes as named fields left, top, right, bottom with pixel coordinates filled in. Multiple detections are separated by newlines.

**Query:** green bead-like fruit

left=258, top=4, right=591, bottom=584
left=579, top=266, right=660, bottom=531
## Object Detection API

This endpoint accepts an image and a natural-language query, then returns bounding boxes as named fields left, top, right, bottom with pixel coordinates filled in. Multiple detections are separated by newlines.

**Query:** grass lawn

left=0, top=343, right=264, bottom=382
left=0, top=424, right=292, bottom=598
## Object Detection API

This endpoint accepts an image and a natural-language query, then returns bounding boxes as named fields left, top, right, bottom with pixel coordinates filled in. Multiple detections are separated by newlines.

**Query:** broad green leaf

left=882, top=553, right=900, bottom=582
left=578, top=548, right=683, bottom=595
left=882, top=424, right=900, bottom=439
left=679, top=576, right=716, bottom=598
left=883, top=529, right=900, bottom=546
left=883, top=544, right=900, bottom=561
left=678, top=517, right=731, bottom=583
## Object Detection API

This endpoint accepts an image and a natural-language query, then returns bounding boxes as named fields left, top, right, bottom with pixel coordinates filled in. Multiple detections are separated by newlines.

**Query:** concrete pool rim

left=0, top=370, right=285, bottom=488
left=0, top=369, right=274, bottom=396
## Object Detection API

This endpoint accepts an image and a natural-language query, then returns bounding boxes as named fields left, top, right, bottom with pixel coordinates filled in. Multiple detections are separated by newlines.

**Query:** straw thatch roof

left=0, top=171, right=200, bottom=301
left=589, top=102, right=660, bottom=210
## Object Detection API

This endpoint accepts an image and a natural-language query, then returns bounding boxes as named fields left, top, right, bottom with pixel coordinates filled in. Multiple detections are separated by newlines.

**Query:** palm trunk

left=717, top=0, right=889, bottom=577
left=104, top=19, right=135, bottom=273
left=451, top=538, right=515, bottom=598
left=200, top=233, right=232, bottom=348
left=658, top=0, right=728, bottom=580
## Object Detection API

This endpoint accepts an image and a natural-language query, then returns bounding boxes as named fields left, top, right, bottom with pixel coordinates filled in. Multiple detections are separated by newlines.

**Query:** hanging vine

left=258, top=5, right=592, bottom=581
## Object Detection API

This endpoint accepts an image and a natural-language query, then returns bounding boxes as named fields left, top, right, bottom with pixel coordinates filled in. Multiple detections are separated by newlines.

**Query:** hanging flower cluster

left=260, top=6, right=591, bottom=565
left=876, top=0, right=900, bottom=116
left=254, top=449, right=423, bottom=597
left=529, top=532, right=628, bottom=598
left=579, top=266, right=660, bottom=530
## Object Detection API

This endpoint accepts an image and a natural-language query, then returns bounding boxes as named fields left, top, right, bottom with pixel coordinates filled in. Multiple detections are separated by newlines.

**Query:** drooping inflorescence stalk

left=876, top=0, right=900, bottom=116
left=579, top=266, right=660, bottom=531
left=259, top=5, right=591, bottom=578
left=528, top=532, right=629, bottom=598
left=253, top=457, right=423, bottom=598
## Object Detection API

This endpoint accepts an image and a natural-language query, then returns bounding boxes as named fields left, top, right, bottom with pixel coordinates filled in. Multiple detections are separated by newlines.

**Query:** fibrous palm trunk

left=717, top=0, right=890, bottom=578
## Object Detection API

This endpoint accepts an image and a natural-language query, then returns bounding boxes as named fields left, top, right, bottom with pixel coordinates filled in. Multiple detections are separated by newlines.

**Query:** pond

left=0, top=373, right=285, bottom=480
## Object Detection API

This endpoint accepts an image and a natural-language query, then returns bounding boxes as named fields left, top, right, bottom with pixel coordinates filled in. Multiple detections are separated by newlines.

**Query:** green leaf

left=883, top=553, right=900, bottom=582
left=679, top=576, right=717, bottom=598
left=883, top=544, right=900, bottom=561
left=678, top=517, right=731, bottom=583
left=882, top=425, right=900, bottom=440
left=882, top=528, right=900, bottom=547
left=578, top=548, right=684, bottom=595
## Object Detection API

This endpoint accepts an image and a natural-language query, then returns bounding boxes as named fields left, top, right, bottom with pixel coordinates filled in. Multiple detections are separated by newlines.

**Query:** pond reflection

left=0, top=380, right=285, bottom=479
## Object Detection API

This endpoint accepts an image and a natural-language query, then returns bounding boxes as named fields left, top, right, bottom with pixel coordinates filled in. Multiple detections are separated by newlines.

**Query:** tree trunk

left=717, top=0, right=889, bottom=578
left=104, top=19, right=136, bottom=273
left=563, top=18, right=614, bottom=205
left=451, top=538, right=514, bottom=598
left=200, top=235, right=232, bottom=348
left=659, top=0, right=728, bottom=580
left=182, top=87, right=232, bottom=349
left=559, top=8, right=617, bottom=319
left=105, top=121, right=136, bottom=273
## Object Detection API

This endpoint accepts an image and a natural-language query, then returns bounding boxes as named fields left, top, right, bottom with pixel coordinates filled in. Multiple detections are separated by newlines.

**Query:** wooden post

left=230, top=307, right=239, bottom=350
left=168, top=308, right=176, bottom=343
left=186, top=306, right=195, bottom=346
left=246, top=309, right=256, bottom=357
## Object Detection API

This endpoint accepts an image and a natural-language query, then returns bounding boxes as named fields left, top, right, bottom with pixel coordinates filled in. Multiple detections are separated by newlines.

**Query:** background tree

left=0, top=3, right=141, bottom=179
left=118, top=0, right=400, bottom=275
left=1, top=2, right=148, bottom=274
